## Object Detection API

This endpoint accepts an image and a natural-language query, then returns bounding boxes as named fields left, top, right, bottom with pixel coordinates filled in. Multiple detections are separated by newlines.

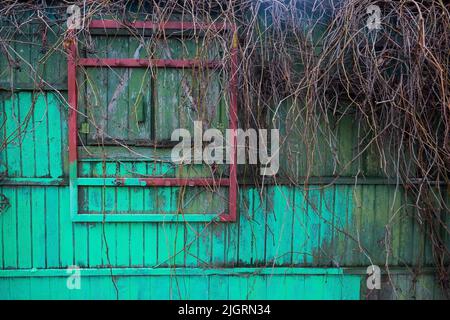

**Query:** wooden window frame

left=67, top=20, right=238, bottom=222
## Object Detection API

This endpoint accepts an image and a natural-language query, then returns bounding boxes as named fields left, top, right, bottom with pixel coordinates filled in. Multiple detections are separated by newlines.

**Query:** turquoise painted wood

left=0, top=20, right=448, bottom=300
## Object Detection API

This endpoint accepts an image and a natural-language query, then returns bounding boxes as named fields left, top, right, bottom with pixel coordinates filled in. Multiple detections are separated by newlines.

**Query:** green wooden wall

left=0, top=21, right=448, bottom=300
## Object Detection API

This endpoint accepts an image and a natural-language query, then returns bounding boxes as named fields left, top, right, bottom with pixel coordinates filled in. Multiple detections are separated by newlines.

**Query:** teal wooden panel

left=47, top=94, right=64, bottom=178
left=292, top=187, right=307, bottom=264
left=266, top=185, right=294, bottom=265
left=4, top=93, right=21, bottom=176
left=130, top=163, right=145, bottom=266
left=18, top=92, right=34, bottom=177
left=59, top=187, right=74, bottom=267
left=2, top=187, right=17, bottom=268
left=33, top=93, right=50, bottom=177
left=31, top=187, right=46, bottom=268
left=46, top=187, right=60, bottom=267
left=239, top=188, right=266, bottom=265
left=16, top=187, right=32, bottom=268
left=88, top=163, right=103, bottom=267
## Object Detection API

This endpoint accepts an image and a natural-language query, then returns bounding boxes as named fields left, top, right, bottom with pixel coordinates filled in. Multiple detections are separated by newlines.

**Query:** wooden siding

left=0, top=23, right=448, bottom=300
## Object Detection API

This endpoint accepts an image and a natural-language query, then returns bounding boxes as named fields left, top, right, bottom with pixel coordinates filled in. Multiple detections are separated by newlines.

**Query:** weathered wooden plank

left=293, top=187, right=308, bottom=264
left=116, top=163, right=131, bottom=266
left=19, top=92, right=35, bottom=177
left=33, top=93, right=50, bottom=177
left=16, top=186, right=32, bottom=268
left=88, top=163, right=104, bottom=267
left=208, top=275, right=228, bottom=299
left=45, top=187, right=59, bottom=267
left=59, top=187, right=73, bottom=267
left=4, top=93, right=21, bottom=177
left=130, top=163, right=145, bottom=266
left=47, top=93, right=63, bottom=178
left=318, top=186, right=335, bottom=265
left=2, top=187, right=17, bottom=268
left=265, top=185, right=294, bottom=265
left=306, top=187, right=321, bottom=265
left=103, top=162, right=118, bottom=266
left=333, top=185, right=352, bottom=266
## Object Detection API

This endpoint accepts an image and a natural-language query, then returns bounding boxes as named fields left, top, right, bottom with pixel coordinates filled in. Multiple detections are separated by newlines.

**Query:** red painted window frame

left=67, top=20, right=238, bottom=222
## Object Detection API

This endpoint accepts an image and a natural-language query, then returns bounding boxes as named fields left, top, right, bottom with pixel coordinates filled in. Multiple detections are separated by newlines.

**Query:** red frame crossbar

left=67, top=20, right=238, bottom=222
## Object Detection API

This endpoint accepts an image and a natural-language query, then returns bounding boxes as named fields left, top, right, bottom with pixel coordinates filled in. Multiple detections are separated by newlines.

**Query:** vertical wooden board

left=305, top=187, right=321, bottom=265
left=225, top=207, right=239, bottom=266
left=158, top=222, right=185, bottom=267
left=107, top=67, right=131, bottom=141
left=107, top=36, right=130, bottom=142
left=0, top=187, right=3, bottom=268
left=398, top=191, right=415, bottom=265
left=13, top=24, right=31, bottom=86
left=0, top=32, right=13, bottom=85
left=170, top=275, right=189, bottom=300
left=208, top=275, right=229, bottom=299
left=358, top=185, right=375, bottom=266
left=143, top=178, right=157, bottom=267
left=128, top=39, right=151, bottom=141
left=373, top=185, right=389, bottom=264
left=247, top=276, right=268, bottom=299
left=211, top=221, right=227, bottom=266
left=155, top=67, right=182, bottom=141
left=337, top=115, right=356, bottom=176
left=116, top=164, right=131, bottom=266
left=293, top=187, right=308, bottom=264
left=238, top=188, right=252, bottom=265
left=265, top=186, right=293, bottom=265
left=157, top=186, right=184, bottom=266
left=333, top=185, right=352, bottom=266
left=266, top=275, right=290, bottom=300
left=16, top=186, right=32, bottom=268
left=33, top=93, right=50, bottom=177
left=303, top=275, right=325, bottom=299
left=115, top=276, right=131, bottom=300
left=4, top=93, right=21, bottom=176
left=228, top=276, right=248, bottom=299
left=0, top=95, right=6, bottom=175
left=28, top=278, right=51, bottom=300
left=73, top=222, right=88, bottom=267
left=47, top=93, right=63, bottom=178
left=88, top=163, right=104, bottom=267
left=49, top=276, right=72, bottom=300
left=197, top=222, right=212, bottom=266
left=415, top=274, right=435, bottom=300
left=8, top=278, right=31, bottom=300
left=18, top=92, right=35, bottom=177
left=184, top=222, right=200, bottom=267
left=322, top=275, right=343, bottom=300
left=103, top=162, right=118, bottom=266
left=130, top=163, right=145, bottom=266
left=285, top=275, right=306, bottom=299
left=30, top=187, right=46, bottom=268
left=0, top=278, right=10, bottom=299
left=347, top=185, right=363, bottom=265
left=85, top=66, right=105, bottom=143
left=43, top=25, right=66, bottom=85
left=388, top=185, right=402, bottom=266
left=187, top=276, right=209, bottom=299
left=85, top=36, right=107, bottom=143
left=59, top=187, right=73, bottom=267
left=135, top=276, right=152, bottom=300
left=150, top=276, right=170, bottom=300
left=341, top=275, right=361, bottom=300
left=45, top=187, right=59, bottom=268
left=318, top=186, right=335, bottom=265
left=2, top=187, right=17, bottom=268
